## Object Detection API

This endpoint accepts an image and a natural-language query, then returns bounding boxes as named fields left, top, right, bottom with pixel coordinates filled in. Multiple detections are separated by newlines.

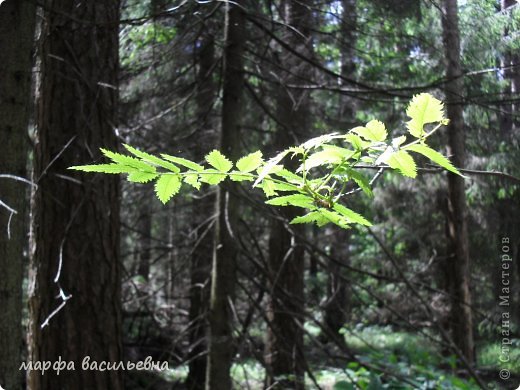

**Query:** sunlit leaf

left=406, top=93, right=445, bottom=138
left=236, top=151, right=263, bottom=173
left=155, top=174, right=181, bottom=204
left=205, top=150, right=233, bottom=172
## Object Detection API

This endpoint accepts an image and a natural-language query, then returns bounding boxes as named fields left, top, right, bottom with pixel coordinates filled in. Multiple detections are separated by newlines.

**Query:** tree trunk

left=27, top=1, right=123, bottom=389
left=320, top=0, right=357, bottom=346
left=323, top=230, right=351, bottom=345
left=136, top=187, right=153, bottom=281
left=265, top=1, right=313, bottom=388
left=205, top=2, right=246, bottom=389
left=0, top=1, right=35, bottom=388
left=441, top=0, right=474, bottom=364
left=186, top=23, right=217, bottom=390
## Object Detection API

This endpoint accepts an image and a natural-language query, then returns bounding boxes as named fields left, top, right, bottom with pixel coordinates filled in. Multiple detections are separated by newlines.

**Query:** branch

left=355, top=165, right=520, bottom=184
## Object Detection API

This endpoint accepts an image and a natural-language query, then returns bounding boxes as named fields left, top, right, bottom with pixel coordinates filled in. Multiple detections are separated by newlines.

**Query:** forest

left=0, top=0, right=519, bottom=389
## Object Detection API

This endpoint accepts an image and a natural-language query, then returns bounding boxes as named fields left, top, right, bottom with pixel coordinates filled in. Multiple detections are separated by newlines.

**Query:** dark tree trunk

left=0, top=1, right=35, bottom=388
left=137, top=187, right=153, bottom=281
left=27, top=1, right=123, bottom=389
left=441, top=0, right=474, bottom=364
left=205, top=2, right=246, bottom=389
left=323, top=230, right=351, bottom=345
left=265, top=1, right=313, bottom=388
left=321, top=0, right=357, bottom=346
left=186, top=22, right=217, bottom=390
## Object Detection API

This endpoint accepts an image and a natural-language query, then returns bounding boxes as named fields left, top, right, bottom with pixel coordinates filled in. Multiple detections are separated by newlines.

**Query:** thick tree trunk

left=321, top=0, right=357, bottom=346
left=186, top=25, right=217, bottom=390
left=27, top=2, right=123, bottom=389
left=0, top=1, right=35, bottom=388
left=265, top=1, right=313, bottom=388
left=205, top=2, right=245, bottom=389
left=441, top=0, right=474, bottom=364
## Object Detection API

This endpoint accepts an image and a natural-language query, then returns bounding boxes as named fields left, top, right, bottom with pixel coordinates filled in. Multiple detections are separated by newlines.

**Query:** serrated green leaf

left=155, top=174, right=181, bottom=204
left=386, top=150, right=417, bottom=178
left=101, top=149, right=156, bottom=172
left=161, top=154, right=204, bottom=171
left=301, top=133, right=341, bottom=149
left=199, top=169, right=227, bottom=185
left=258, top=179, right=277, bottom=197
left=405, top=143, right=461, bottom=175
left=205, top=150, right=233, bottom=172
left=265, top=194, right=315, bottom=209
left=302, top=145, right=355, bottom=171
left=184, top=173, right=201, bottom=189
left=128, top=171, right=159, bottom=183
left=69, top=164, right=137, bottom=174
left=317, top=208, right=350, bottom=229
left=123, top=144, right=180, bottom=172
left=272, top=169, right=303, bottom=185
left=406, top=93, right=445, bottom=138
left=344, top=133, right=368, bottom=150
left=236, top=151, right=263, bottom=173
left=347, top=170, right=373, bottom=197
left=253, top=150, right=289, bottom=187
left=290, top=211, right=330, bottom=226
left=333, top=203, right=372, bottom=226
left=229, top=171, right=254, bottom=182
left=352, top=120, right=387, bottom=142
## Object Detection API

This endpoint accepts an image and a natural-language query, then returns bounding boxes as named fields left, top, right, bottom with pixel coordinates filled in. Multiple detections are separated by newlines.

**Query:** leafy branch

left=70, top=93, right=461, bottom=229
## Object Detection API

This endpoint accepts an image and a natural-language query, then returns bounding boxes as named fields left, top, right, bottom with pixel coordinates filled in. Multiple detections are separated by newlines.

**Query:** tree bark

left=205, top=2, right=246, bottom=389
left=441, top=0, right=474, bottom=364
left=186, top=22, right=217, bottom=390
left=0, top=1, right=35, bottom=388
left=265, top=1, right=313, bottom=388
left=27, top=1, right=123, bottom=389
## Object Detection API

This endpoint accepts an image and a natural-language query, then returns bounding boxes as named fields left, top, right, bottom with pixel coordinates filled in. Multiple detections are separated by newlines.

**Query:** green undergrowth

left=143, top=325, right=519, bottom=389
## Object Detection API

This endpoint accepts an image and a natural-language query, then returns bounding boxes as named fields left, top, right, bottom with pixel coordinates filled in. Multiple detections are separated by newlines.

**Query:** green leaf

left=183, top=173, right=201, bottom=190
left=236, top=151, right=263, bottom=173
left=272, top=169, right=303, bottom=185
left=406, top=93, right=445, bottom=138
left=344, top=133, right=368, bottom=150
left=333, top=203, right=372, bottom=226
left=229, top=171, right=254, bottom=182
left=386, top=150, right=417, bottom=178
left=302, top=146, right=355, bottom=171
left=346, top=170, right=373, bottom=197
left=265, top=194, right=315, bottom=209
left=301, top=133, right=342, bottom=149
left=199, top=169, right=227, bottom=185
left=254, top=150, right=289, bottom=187
left=290, top=211, right=330, bottom=226
left=161, top=154, right=204, bottom=172
left=69, top=164, right=137, bottom=174
left=333, top=381, right=355, bottom=390
left=155, top=174, right=181, bottom=204
left=100, top=149, right=156, bottom=172
left=205, top=150, right=233, bottom=172
left=128, top=171, right=159, bottom=183
left=405, top=143, right=461, bottom=175
left=317, top=208, right=350, bottom=229
left=351, top=120, right=387, bottom=142
left=258, top=179, right=277, bottom=197
left=123, top=144, right=180, bottom=172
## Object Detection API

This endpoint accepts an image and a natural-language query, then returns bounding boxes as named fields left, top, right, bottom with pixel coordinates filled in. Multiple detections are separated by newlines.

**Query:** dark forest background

left=0, top=0, right=519, bottom=389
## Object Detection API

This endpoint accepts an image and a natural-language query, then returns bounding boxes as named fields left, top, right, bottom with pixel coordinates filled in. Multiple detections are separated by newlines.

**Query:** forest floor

left=128, top=325, right=520, bottom=389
